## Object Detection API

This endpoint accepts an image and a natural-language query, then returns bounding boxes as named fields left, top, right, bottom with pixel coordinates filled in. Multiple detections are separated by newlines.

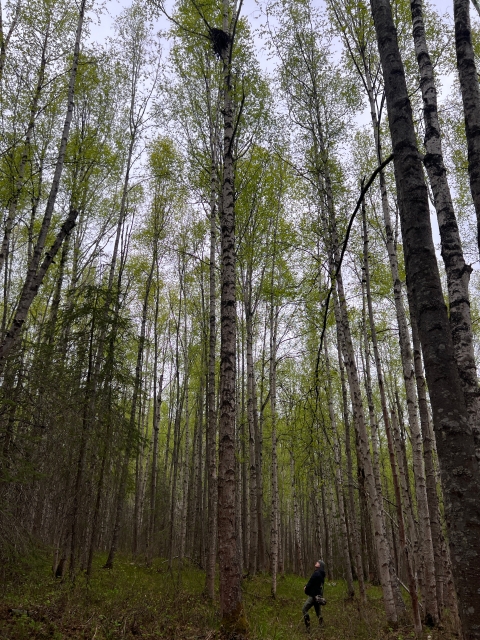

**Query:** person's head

left=315, top=560, right=325, bottom=570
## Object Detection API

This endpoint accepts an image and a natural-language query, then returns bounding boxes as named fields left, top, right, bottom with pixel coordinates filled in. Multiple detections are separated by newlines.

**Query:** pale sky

left=89, top=0, right=460, bottom=50
left=87, top=0, right=472, bottom=260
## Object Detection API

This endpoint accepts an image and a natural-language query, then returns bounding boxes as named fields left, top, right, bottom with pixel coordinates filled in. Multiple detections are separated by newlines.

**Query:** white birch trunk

left=0, top=0, right=86, bottom=367
left=291, top=451, right=304, bottom=577
left=324, top=335, right=354, bottom=598
left=412, top=0, right=480, bottom=465
left=333, top=282, right=397, bottom=624
left=337, top=341, right=366, bottom=604
left=270, top=301, right=279, bottom=597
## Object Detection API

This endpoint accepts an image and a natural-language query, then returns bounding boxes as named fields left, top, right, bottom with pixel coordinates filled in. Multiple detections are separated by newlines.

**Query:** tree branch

left=315, top=153, right=394, bottom=372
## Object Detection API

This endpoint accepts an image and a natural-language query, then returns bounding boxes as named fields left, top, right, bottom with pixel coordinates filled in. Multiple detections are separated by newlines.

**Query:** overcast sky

left=90, top=0, right=459, bottom=49
left=87, top=0, right=470, bottom=257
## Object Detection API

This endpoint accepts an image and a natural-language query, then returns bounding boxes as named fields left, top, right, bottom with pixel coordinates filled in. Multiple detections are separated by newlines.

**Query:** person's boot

left=318, top=615, right=324, bottom=626
left=304, top=614, right=310, bottom=632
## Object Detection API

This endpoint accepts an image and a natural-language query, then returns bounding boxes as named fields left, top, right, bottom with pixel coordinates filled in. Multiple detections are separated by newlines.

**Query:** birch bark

left=324, top=335, right=354, bottom=598
left=216, top=0, right=244, bottom=629
left=453, top=0, right=480, bottom=259
left=0, top=25, right=48, bottom=277
left=205, top=129, right=218, bottom=599
left=331, top=12, right=439, bottom=614
left=0, top=0, right=86, bottom=368
left=370, top=1, right=480, bottom=635
left=408, top=293, right=451, bottom=614
left=362, top=202, right=422, bottom=633
left=333, top=282, right=397, bottom=624
left=270, top=299, right=279, bottom=597
left=411, top=0, right=480, bottom=457
left=338, top=341, right=366, bottom=604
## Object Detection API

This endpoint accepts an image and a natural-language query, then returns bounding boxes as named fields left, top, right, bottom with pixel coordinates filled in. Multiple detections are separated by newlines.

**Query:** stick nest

left=210, top=28, right=231, bottom=57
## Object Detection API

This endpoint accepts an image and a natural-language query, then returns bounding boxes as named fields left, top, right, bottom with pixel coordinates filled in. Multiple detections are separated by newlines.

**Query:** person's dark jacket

left=304, top=566, right=325, bottom=597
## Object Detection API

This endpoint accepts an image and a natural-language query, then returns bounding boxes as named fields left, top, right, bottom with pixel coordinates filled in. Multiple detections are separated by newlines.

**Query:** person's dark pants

left=302, top=596, right=321, bottom=628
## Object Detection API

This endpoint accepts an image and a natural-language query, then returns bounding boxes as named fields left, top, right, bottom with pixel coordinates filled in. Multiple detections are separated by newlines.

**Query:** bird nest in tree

left=210, top=28, right=231, bottom=57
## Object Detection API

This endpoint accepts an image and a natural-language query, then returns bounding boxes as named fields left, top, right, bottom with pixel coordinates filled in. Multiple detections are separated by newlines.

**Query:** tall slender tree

left=370, top=1, right=480, bottom=636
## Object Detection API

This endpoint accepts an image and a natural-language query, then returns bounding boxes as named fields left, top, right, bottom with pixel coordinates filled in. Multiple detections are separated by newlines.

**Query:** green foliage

left=1, top=551, right=459, bottom=640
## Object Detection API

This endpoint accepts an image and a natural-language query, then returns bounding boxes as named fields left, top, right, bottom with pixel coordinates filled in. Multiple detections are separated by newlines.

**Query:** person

left=302, top=559, right=326, bottom=631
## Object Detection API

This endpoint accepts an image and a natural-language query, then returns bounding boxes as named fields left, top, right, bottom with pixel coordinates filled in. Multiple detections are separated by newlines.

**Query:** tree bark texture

left=216, top=8, right=243, bottom=630
left=205, top=121, right=219, bottom=600
left=370, top=1, right=480, bottom=636
left=338, top=343, right=366, bottom=604
left=333, top=281, right=398, bottom=624
left=324, top=336, right=354, bottom=599
left=408, top=293, right=451, bottom=615
left=454, top=0, right=480, bottom=260
left=362, top=204, right=424, bottom=630
left=270, top=300, right=279, bottom=597
left=411, top=0, right=480, bottom=458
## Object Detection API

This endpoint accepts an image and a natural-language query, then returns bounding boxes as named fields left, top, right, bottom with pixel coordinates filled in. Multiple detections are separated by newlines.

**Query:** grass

left=0, top=550, right=460, bottom=640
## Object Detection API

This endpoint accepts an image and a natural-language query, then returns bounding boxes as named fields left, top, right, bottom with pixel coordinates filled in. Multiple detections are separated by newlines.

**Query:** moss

left=221, top=601, right=249, bottom=639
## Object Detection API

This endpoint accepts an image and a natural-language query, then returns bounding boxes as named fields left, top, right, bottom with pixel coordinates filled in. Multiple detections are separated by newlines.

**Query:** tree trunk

left=357, top=24, right=438, bottom=621
left=362, top=201, right=426, bottom=630
left=357, top=23, right=440, bottom=613
left=240, top=325, right=248, bottom=570
left=454, top=0, right=480, bottom=261
left=412, top=0, right=480, bottom=459
left=0, top=0, right=86, bottom=367
left=180, top=281, right=191, bottom=561
left=408, top=293, right=450, bottom=616
left=338, top=342, right=366, bottom=604
left=313, top=481, right=324, bottom=562
left=370, top=1, right=480, bottom=636
left=205, top=150, right=218, bottom=599
left=324, top=334, right=354, bottom=598
left=148, top=259, right=163, bottom=559
left=0, top=24, right=48, bottom=277
left=255, top=362, right=265, bottom=573
left=245, top=291, right=258, bottom=575
left=333, top=278, right=398, bottom=624
left=235, top=337, right=244, bottom=574
left=389, top=406, right=417, bottom=568
left=291, top=451, right=304, bottom=577
left=104, top=250, right=155, bottom=570
left=216, top=4, right=244, bottom=630
left=270, top=300, right=279, bottom=597
left=133, top=370, right=149, bottom=556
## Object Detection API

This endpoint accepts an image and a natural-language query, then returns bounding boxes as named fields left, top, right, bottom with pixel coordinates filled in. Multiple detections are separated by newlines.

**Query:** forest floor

left=0, top=550, right=460, bottom=640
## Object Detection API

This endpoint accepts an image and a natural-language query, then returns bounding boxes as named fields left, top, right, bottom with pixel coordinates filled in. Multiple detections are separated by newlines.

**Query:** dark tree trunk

left=370, top=1, right=480, bottom=636
left=411, top=0, right=480, bottom=456
left=205, top=119, right=218, bottom=601
left=104, top=253, right=155, bottom=570
left=216, top=5, right=244, bottom=633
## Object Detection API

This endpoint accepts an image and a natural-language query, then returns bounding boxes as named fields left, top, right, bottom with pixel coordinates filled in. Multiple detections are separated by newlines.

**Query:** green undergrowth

left=0, top=550, right=458, bottom=640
